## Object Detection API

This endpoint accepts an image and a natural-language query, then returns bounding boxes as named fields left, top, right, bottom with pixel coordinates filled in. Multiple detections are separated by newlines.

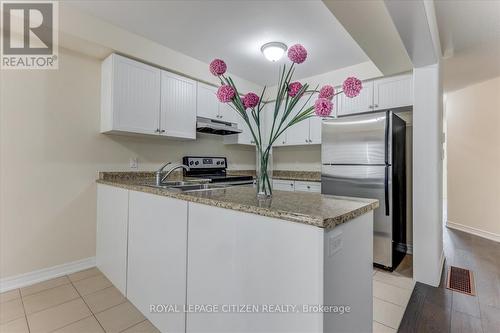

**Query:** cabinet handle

left=373, top=104, right=379, bottom=108
left=155, top=128, right=160, bottom=133
left=282, top=141, right=286, bottom=144
left=305, top=139, right=308, bottom=143
left=161, top=129, right=166, bottom=133
left=368, top=105, right=374, bottom=109
left=250, top=140, right=255, bottom=144
left=307, top=186, right=310, bottom=189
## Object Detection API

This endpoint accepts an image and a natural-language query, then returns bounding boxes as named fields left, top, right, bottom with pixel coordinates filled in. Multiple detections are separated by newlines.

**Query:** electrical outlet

left=328, top=232, right=343, bottom=257
left=129, top=157, right=138, bottom=169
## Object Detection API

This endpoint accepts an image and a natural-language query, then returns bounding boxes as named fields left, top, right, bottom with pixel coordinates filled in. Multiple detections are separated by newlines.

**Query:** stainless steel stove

left=182, top=156, right=254, bottom=186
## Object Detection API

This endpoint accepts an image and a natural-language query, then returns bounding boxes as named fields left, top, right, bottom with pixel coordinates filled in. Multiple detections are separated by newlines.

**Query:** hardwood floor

left=398, top=227, right=500, bottom=333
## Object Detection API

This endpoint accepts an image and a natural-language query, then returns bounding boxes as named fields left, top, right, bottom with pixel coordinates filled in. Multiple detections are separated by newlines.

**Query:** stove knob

left=195, top=161, right=199, bottom=165
left=216, top=161, right=220, bottom=165
left=189, top=161, right=194, bottom=165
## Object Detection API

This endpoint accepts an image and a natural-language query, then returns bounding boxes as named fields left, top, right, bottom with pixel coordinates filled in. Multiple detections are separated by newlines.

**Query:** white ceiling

left=435, top=0, right=500, bottom=92
left=68, top=0, right=369, bottom=86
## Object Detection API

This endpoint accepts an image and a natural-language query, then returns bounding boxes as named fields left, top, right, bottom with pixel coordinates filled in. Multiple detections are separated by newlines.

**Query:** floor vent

left=446, top=266, right=476, bottom=296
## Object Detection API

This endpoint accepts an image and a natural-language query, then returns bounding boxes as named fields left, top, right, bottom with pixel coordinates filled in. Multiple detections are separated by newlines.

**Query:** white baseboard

left=437, top=250, right=445, bottom=286
left=0, top=257, right=96, bottom=293
left=446, top=220, right=500, bottom=243
left=406, top=244, right=413, bottom=255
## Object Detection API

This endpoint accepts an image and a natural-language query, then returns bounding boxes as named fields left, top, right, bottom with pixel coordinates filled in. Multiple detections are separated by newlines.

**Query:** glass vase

left=256, top=144, right=273, bottom=199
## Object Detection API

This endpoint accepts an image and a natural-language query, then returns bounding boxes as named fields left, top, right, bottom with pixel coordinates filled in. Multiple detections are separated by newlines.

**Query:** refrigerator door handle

left=384, top=166, right=390, bottom=216
left=384, top=111, right=390, bottom=164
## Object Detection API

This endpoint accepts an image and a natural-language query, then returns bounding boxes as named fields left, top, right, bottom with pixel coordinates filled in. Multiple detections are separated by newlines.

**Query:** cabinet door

left=112, top=54, right=161, bottom=134
left=196, top=82, right=219, bottom=119
left=285, top=102, right=310, bottom=145
left=270, top=102, right=287, bottom=146
left=309, top=118, right=322, bottom=144
left=128, top=191, right=188, bottom=333
left=96, top=184, right=128, bottom=295
left=337, top=81, right=374, bottom=116
left=218, top=101, right=237, bottom=123
left=160, top=71, right=197, bottom=139
left=187, top=203, right=323, bottom=332
left=224, top=111, right=257, bottom=145
left=294, top=181, right=321, bottom=193
left=373, top=74, right=413, bottom=110
left=273, top=179, right=295, bottom=191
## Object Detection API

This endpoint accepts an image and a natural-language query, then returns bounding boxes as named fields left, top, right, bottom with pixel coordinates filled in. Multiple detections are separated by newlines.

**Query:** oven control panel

left=183, top=156, right=226, bottom=169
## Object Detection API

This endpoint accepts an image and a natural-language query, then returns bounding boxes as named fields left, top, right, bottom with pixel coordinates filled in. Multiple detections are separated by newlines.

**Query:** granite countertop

left=227, top=170, right=321, bottom=182
left=97, top=172, right=378, bottom=229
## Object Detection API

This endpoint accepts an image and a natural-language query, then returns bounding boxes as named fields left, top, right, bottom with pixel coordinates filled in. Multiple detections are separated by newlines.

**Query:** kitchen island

left=96, top=172, right=378, bottom=333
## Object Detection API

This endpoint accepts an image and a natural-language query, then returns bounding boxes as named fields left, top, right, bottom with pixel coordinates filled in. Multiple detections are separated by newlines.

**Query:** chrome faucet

left=155, top=162, right=190, bottom=186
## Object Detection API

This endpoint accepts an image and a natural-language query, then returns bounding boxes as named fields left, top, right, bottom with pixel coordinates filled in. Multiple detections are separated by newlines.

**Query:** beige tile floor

left=0, top=268, right=159, bottom=333
left=1, top=257, right=414, bottom=333
left=372, top=255, right=415, bottom=333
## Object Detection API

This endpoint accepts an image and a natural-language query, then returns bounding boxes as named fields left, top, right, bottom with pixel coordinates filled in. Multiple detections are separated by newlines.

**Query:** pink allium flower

left=343, top=77, right=362, bottom=98
left=216, top=85, right=235, bottom=103
left=243, top=92, right=259, bottom=109
left=314, top=98, right=333, bottom=117
left=209, top=59, right=227, bottom=76
left=287, top=44, right=307, bottom=64
left=288, top=81, right=303, bottom=97
left=319, top=85, right=335, bottom=100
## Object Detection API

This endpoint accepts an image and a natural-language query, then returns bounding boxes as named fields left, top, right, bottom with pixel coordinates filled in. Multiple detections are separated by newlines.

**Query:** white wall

left=412, top=63, right=444, bottom=287
left=0, top=48, right=254, bottom=279
left=446, top=76, right=500, bottom=241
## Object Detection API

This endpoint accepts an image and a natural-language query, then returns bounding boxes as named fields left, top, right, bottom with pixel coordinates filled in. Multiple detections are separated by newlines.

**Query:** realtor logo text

left=1, top=1, right=58, bottom=69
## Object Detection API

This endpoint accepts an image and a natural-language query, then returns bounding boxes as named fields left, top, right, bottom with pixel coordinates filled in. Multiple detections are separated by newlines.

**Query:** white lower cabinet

left=97, top=186, right=373, bottom=333
left=272, top=179, right=295, bottom=191
left=96, top=184, right=129, bottom=295
left=273, top=179, right=321, bottom=193
left=186, top=203, right=324, bottom=333
left=294, top=181, right=321, bottom=193
left=127, top=191, right=188, bottom=333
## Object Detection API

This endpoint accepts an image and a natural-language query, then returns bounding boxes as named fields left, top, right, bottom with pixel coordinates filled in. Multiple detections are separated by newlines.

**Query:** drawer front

left=294, top=181, right=321, bottom=193
left=273, top=180, right=295, bottom=191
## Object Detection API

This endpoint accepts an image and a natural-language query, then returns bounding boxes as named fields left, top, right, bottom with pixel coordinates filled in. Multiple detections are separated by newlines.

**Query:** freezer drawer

left=321, top=165, right=392, bottom=267
left=322, top=113, right=389, bottom=165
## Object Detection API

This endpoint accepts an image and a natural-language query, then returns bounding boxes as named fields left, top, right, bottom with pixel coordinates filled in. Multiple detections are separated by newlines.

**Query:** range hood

left=196, top=117, right=242, bottom=135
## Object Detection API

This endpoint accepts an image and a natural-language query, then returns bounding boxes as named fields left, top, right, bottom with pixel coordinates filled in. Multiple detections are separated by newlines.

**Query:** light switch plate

left=129, top=157, right=138, bottom=169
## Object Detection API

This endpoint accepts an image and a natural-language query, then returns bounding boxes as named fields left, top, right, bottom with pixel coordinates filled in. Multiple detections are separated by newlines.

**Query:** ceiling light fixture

left=261, top=42, right=287, bottom=62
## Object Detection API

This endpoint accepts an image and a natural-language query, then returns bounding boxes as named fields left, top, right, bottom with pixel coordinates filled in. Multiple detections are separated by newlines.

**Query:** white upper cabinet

left=337, top=73, right=413, bottom=117
left=264, top=95, right=322, bottom=147
left=101, top=54, right=161, bottom=135
left=196, top=82, right=219, bottom=119
left=286, top=101, right=310, bottom=145
left=224, top=111, right=256, bottom=145
left=160, top=71, right=197, bottom=139
left=101, top=54, right=196, bottom=139
left=337, top=81, right=374, bottom=116
left=197, top=82, right=240, bottom=125
left=218, top=102, right=237, bottom=124
left=309, top=116, right=323, bottom=144
left=372, top=74, right=413, bottom=111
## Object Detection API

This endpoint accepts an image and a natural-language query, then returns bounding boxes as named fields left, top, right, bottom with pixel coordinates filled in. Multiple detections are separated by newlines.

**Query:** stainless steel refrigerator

left=322, top=111, right=407, bottom=270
